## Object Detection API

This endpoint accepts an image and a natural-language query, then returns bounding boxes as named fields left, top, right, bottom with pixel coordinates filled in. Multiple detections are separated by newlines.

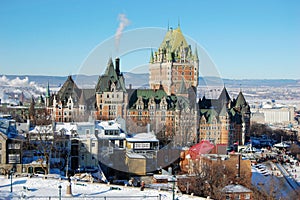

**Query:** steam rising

left=115, top=14, right=130, bottom=51
left=0, top=75, right=45, bottom=93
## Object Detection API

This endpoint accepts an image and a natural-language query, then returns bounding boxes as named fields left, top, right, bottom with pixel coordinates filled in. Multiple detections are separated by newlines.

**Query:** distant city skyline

left=0, top=0, right=299, bottom=79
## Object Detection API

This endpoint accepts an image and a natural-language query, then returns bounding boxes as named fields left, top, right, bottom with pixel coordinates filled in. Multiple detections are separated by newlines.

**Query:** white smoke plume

left=115, top=13, right=130, bottom=51
left=0, top=75, right=45, bottom=93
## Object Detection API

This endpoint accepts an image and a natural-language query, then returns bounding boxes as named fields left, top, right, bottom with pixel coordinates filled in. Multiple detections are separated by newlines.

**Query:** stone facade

left=199, top=88, right=251, bottom=146
left=149, top=26, right=199, bottom=95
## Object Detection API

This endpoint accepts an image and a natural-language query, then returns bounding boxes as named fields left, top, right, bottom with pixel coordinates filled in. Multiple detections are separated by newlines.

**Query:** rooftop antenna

left=240, top=84, right=242, bottom=92
left=178, top=17, right=180, bottom=28
left=167, top=20, right=169, bottom=30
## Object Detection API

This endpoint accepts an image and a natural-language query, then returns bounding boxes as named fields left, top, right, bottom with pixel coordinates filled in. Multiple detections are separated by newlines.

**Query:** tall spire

left=46, top=81, right=50, bottom=98
left=194, top=46, right=199, bottom=61
left=150, top=49, right=154, bottom=63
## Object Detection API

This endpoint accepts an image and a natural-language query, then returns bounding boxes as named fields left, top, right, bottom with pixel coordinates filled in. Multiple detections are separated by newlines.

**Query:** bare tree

left=24, top=126, right=69, bottom=175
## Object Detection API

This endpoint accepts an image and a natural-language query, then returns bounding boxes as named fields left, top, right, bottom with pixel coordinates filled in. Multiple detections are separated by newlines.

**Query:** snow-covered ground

left=0, top=175, right=205, bottom=200
left=282, top=160, right=300, bottom=184
left=251, top=161, right=300, bottom=199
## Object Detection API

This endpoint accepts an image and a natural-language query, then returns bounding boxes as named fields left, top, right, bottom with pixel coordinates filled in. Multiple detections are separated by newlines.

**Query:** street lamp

left=10, top=169, right=14, bottom=193
left=168, top=175, right=177, bottom=200
left=58, top=185, right=62, bottom=200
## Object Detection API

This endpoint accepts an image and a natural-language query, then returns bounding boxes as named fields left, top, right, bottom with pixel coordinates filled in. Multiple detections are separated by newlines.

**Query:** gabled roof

left=104, top=58, right=118, bottom=79
left=235, top=91, right=246, bottom=107
left=219, top=104, right=228, bottom=116
left=200, top=108, right=218, bottom=123
left=178, top=78, right=187, bottom=94
left=57, top=75, right=81, bottom=102
left=175, top=96, right=190, bottom=110
left=95, top=58, right=126, bottom=93
left=218, top=87, right=231, bottom=103
left=79, top=90, right=86, bottom=105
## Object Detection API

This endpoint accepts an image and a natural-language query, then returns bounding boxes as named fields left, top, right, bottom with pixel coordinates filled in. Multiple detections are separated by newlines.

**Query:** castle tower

left=95, top=58, right=127, bottom=120
left=149, top=26, right=199, bottom=95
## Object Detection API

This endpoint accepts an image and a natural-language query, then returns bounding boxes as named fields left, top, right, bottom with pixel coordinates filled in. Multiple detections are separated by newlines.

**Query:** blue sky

left=0, top=0, right=299, bottom=79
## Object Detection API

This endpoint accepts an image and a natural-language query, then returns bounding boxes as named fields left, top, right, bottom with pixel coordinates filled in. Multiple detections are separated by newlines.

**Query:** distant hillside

left=2, top=74, right=299, bottom=89
left=199, top=77, right=300, bottom=87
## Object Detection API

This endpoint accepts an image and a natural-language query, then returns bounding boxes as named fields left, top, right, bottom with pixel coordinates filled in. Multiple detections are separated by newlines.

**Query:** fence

left=10, top=194, right=164, bottom=200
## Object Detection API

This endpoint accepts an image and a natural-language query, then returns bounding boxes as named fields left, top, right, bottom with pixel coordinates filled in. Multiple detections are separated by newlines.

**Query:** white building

left=251, top=102, right=295, bottom=124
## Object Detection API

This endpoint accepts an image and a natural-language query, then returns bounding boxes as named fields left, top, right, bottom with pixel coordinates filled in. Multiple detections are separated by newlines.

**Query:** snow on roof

left=29, top=125, right=52, bottom=134
left=222, top=184, right=252, bottom=193
left=77, top=133, right=97, bottom=140
left=126, top=132, right=158, bottom=142
left=55, top=123, right=77, bottom=135
left=126, top=152, right=145, bottom=159
left=96, top=120, right=121, bottom=130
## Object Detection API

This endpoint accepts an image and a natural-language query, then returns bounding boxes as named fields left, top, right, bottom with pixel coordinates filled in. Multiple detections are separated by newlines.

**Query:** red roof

left=188, top=140, right=215, bottom=159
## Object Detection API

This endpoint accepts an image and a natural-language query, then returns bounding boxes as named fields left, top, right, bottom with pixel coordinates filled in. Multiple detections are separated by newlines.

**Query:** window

left=8, top=154, right=20, bottom=163
left=91, top=143, right=95, bottom=147
left=134, top=143, right=150, bottom=149
left=86, top=129, right=90, bottom=135
left=245, top=194, right=251, bottom=199
left=0, top=143, right=2, bottom=150
left=8, top=143, right=20, bottom=149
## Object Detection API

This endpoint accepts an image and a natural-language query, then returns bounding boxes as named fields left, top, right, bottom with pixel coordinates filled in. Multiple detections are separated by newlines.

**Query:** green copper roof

left=105, top=58, right=118, bottom=80
left=95, top=58, right=126, bottom=93
left=159, top=27, right=189, bottom=52
left=219, top=104, right=228, bottom=116
left=235, top=91, right=246, bottom=107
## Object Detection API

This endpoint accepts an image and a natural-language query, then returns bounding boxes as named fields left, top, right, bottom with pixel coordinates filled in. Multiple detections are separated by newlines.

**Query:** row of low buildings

left=0, top=115, right=254, bottom=199
left=0, top=116, right=166, bottom=177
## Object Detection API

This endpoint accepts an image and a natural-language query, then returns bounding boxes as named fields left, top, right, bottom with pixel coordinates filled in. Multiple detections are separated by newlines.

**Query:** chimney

left=115, top=57, right=120, bottom=76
